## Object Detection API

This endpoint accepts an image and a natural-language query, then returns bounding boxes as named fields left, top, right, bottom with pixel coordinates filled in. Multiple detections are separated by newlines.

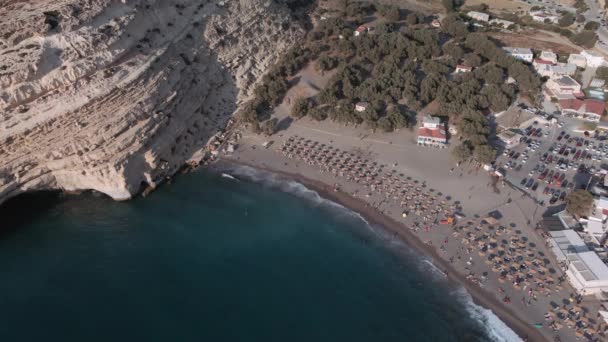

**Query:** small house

left=455, top=64, right=473, bottom=73
left=355, top=102, right=369, bottom=112
left=497, top=130, right=522, bottom=149
left=582, top=50, right=607, bottom=68
left=417, top=116, right=447, bottom=147
left=431, top=19, right=441, bottom=28
left=354, top=25, right=371, bottom=37
left=503, top=47, right=533, bottom=63
left=568, top=53, right=587, bottom=68
left=467, top=11, right=490, bottom=22
left=539, top=50, right=558, bottom=64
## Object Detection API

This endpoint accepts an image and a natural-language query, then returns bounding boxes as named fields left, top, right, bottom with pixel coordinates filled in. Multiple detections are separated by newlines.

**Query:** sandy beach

left=213, top=157, right=545, bottom=341
left=207, top=124, right=608, bottom=342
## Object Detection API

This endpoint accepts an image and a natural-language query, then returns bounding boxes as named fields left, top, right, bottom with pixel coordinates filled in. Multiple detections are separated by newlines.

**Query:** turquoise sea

left=0, top=166, right=520, bottom=341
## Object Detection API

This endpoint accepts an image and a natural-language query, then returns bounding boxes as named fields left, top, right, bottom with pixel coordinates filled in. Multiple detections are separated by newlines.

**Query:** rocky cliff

left=0, top=0, right=303, bottom=203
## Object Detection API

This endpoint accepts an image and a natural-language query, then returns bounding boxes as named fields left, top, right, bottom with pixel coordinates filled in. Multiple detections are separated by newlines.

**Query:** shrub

left=558, top=13, right=575, bottom=27
left=584, top=21, right=600, bottom=31
left=570, top=30, right=597, bottom=48
left=260, top=118, right=278, bottom=135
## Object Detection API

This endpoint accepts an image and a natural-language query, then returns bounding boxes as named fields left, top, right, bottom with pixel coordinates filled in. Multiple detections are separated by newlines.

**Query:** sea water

left=0, top=167, right=521, bottom=341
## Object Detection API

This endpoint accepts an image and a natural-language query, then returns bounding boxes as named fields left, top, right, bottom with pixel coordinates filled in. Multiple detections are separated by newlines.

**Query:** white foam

left=227, top=165, right=371, bottom=226
left=224, top=164, right=523, bottom=342
left=454, top=287, right=524, bottom=342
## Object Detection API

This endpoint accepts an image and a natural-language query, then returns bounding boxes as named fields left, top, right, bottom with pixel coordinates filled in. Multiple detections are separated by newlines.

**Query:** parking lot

left=495, top=115, right=605, bottom=205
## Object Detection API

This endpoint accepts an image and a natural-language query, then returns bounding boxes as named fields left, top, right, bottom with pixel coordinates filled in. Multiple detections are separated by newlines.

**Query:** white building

left=539, top=50, right=558, bottom=64
left=546, top=75, right=582, bottom=99
left=467, top=11, right=489, bottom=22
left=497, top=130, right=522, bottom=149
left=549, top=229, right=608, bottom=295
left=355, top=102, right=369, bottom=112
left=455, top=64, right=473, bottom=73
left=568, top=54, right=588, bottom=69
left=582, top=50, right=606, bottom=68
left=591, top=78, right=606, bottom=88
left=489, top=19, right=514, bottom=28
left=533, top=58, right=555, bottom=77
left=503, top=47, right=533, bottom=63
left=580, top=196, right=608, bottom=243
left=530, top=10, right=559, bottom=24
left=552, top=63, right=577, bottom=77
left=417, top=116, right=447, bottom=147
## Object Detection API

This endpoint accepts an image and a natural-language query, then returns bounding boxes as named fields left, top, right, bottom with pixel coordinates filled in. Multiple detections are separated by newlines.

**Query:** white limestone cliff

left=0, top=0, right=303, bottom=204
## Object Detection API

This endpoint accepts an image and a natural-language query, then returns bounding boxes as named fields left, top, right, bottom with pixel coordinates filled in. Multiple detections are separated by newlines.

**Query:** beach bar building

left=549, top=230, right=608, bottom=295
left=417, top=116, right=447, bottom=147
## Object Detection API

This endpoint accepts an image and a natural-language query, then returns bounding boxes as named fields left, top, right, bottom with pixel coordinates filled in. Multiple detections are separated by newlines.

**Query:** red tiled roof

left=559, top=98, right=584, bottom=111
left=418, top=127, right=446, bottom=139
left=356, top=25, right=367, bottom=33
left=586, top=99, right=606, bottom=116
left=559, top=98, right=605, bottom=116
left=573, top=92, right=586, bottom=98
left=602, top=208, right=608, bottom=216
left=534, top=59, right=553, bottom=65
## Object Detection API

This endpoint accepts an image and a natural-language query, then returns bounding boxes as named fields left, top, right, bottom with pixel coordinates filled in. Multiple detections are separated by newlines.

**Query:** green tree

left=406, top=12, right=418, bottom=25
left=309, top=106, right=328, bottom=121
left=260, top=118, right=278, bottom=136
left=442, top=14, right=469, bottom=38
left=442, top=42, right=464, bottom=61
left=565, top=189, right=594, bottom=216
left=377, top=116, right=394, bottom=132
left=571, top=30, right=597, bottom=48
left=317, top=53, right=338, bottom=72
left=250, top=120, right=261, bottom=134
left=377, top=4, right=400, bottom=22
left=474, top=144, right=497, bottom=164
left=585, top=21, right=600, bottom=31
left=291, top=98, right=309, bottom=118
left=452, top=143, right=472, bottom=161
left=442, top=0, right=454, bottom=12
left=558, top=13, right=575, bottom=27
left=463, top=53, right=482, bottom=67
left=596, top=66, right=608, bottom=81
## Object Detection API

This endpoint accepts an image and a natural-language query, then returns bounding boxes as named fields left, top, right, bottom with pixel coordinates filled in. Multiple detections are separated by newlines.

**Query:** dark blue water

left=0, top=168, right=511, bottom=341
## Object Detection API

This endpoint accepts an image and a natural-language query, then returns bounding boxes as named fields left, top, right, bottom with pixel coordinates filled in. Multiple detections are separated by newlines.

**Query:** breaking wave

left=221, top=163, right=522, bottom=342
left=454, top=287, right=524, bottom=342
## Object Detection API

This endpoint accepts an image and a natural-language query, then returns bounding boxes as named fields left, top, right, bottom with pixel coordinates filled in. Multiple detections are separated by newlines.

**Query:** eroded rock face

left=0, top=0, right=303, bottom=203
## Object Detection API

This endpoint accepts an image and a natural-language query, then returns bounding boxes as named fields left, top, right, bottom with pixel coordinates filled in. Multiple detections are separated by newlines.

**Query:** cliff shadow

left=0, top=191, right=62, bottom=239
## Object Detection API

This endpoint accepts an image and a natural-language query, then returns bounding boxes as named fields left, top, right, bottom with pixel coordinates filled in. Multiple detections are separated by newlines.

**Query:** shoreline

left=215, top=157, right=546, bottom=342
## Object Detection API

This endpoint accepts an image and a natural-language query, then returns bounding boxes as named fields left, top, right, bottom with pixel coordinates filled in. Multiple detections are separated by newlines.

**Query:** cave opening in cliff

left=0, top=191, right=61, bottom=239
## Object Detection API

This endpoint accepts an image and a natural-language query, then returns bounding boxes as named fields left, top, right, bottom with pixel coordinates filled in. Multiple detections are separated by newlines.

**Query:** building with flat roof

left=530, top=10, right=559, bottom=24
left=568, top=53, right=587, bottom=68
left=546, top=75, right=582, bottom=99
left=503, top=47, right=533, bottom=63
left=539, top=50, right=558, bottom=64
left=497, top=130, right=522, bottom=149
left=467, top=11, right=489, bottom=22
left=550, top=229, right=608, bottom=295
left=455, top=64, right=472, bottom=73
left=582, top=50, right=606, bottom=68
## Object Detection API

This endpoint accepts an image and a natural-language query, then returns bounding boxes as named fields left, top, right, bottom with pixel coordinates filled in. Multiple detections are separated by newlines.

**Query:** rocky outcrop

left=0, top=0, right=304, bottom=203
